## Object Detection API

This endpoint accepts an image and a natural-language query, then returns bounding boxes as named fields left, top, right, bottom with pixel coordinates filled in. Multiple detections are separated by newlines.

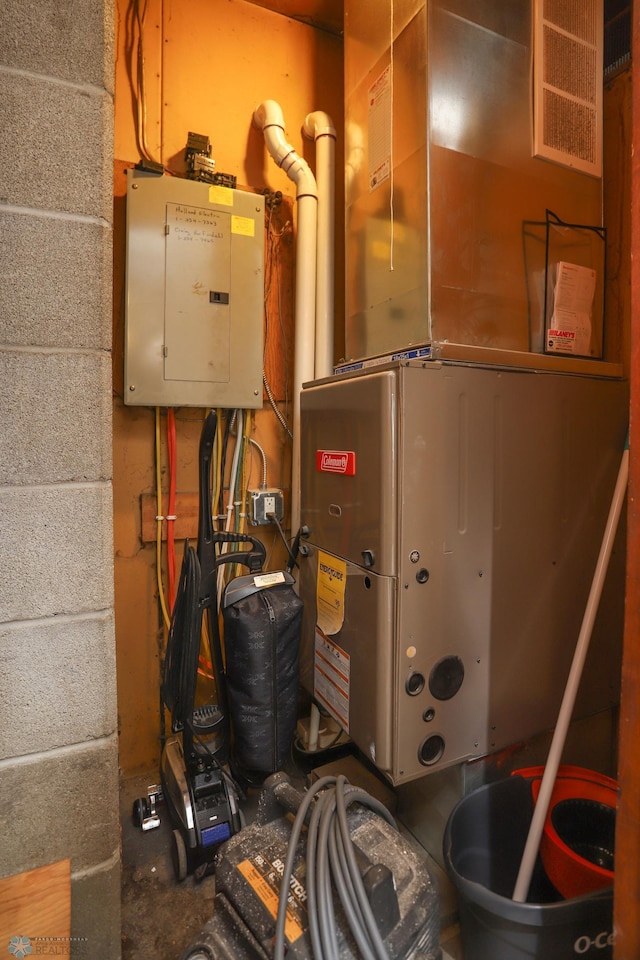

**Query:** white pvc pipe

left=308, top=701, right=320, bottom=752
left=253, top=101, right=318, bottom=536
left=512, top=443, right=629, bottom=902
left=290, top=195, right=317, bottom=535
left=345, top=119, right=364, bottom=200
left=303, top=111, right=336, bottom=380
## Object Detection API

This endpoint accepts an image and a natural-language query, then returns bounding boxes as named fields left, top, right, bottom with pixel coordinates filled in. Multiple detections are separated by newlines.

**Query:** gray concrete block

left=0, top=613, right=117, bottom=761
left=0, top=351, right=112, bottom=485
left=0, top=70, right=113, bottom=219
left=0, top=737, right=120, bottom=875
left=0, top=484, right=114, bottom=622
left=0, top=211, right=112, bottom=350
left=0, top=0, right=114, bottom=94
left=72, top=856, right=122, bottom=960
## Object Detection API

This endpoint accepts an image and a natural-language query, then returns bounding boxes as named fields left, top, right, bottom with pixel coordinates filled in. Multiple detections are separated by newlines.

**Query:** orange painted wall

left=113, top=0, right=344, bottom=774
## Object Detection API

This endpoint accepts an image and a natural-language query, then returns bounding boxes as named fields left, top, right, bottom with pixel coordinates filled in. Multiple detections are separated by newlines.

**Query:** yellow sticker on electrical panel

left=208, top=185, right=234, bottom=206
left=231, top=215, right=255, bottom=237
left=316, top=551, right=346, bottom=636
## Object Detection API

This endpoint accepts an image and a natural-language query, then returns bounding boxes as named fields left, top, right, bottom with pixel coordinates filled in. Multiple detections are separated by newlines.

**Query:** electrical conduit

left=253, top=100, right=318, bottom=534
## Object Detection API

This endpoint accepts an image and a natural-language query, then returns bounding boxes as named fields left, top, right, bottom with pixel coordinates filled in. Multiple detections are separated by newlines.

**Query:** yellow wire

left=155, top=407, right=171, bottom=631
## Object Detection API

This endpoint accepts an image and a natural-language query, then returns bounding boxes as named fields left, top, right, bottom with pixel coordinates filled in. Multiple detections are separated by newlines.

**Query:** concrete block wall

left=0, top=2, right=120, bottom=957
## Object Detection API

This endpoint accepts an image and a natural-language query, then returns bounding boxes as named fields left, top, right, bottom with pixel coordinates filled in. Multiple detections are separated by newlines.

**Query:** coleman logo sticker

left=316, top=450, right=356, bottom=475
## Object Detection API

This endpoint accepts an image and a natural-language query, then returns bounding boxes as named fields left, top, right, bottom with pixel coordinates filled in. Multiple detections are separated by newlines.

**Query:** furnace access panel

left=299, top=361, right=627, bottom=785
left=124, top=170, right=264, bottom=408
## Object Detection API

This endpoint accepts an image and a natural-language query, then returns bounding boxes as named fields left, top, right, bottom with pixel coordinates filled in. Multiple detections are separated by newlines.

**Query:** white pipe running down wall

left=345, top=120, right=364, bottom=201
left=303, top=111, right=336, bottom=381
left=253, top=100, right=319, bottom=535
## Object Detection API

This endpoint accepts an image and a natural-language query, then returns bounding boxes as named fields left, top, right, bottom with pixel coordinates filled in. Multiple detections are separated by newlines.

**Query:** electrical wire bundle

left=274, top=776, right=398, bottom=960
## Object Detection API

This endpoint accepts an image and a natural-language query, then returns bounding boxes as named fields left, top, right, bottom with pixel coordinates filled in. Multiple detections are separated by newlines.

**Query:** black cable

left=286, top=524, right=309, bottom=574
left=216, top=411, right=233, bottom=525
left=268, top=511, right=298, bottom=570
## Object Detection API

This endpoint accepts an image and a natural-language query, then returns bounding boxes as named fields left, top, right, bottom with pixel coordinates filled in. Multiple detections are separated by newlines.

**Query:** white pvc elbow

left=303, top=111, right=337, bottom=142
left=253, top=100, right=317, bottom=198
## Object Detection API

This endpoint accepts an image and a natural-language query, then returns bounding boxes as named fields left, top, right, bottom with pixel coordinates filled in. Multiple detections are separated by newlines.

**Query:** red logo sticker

left=316, top=450, right=356, bottom=476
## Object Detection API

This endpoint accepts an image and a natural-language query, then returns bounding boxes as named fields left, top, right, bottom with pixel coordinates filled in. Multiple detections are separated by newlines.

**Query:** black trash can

left=443, top=775, right=614, bottom=960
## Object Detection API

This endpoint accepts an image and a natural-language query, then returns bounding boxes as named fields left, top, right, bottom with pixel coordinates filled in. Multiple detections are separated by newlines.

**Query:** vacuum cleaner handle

left=214, top=531, right=266, bottom=574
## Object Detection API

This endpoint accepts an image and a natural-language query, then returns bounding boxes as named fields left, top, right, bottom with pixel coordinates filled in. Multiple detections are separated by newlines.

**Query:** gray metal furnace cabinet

left=298, top=361, right=627, bottom=786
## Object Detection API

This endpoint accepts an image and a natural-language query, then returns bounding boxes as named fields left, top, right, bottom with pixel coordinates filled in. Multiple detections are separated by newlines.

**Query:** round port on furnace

left=405, top=672, right=425, bottom=696
left=419, top=735, right=445, bottom=766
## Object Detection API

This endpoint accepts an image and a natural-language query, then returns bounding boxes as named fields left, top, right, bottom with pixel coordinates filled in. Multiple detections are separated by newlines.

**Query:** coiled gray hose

left=273, top=775, right=398, bottom=960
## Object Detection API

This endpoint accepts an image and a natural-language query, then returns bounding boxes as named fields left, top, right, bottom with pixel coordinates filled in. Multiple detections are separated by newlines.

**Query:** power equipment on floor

left=136, top=411, right=303, bottom=880
left=159, top=412, right=264, bottom=879
left=178, top=771, right=441, bottom=960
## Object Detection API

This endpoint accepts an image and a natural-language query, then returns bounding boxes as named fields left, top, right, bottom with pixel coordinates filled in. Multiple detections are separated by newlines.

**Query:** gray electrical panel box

left=124, top=170, right=265, bottom=408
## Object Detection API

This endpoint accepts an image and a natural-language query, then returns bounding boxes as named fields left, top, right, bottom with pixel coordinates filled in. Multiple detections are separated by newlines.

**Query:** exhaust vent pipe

left=253, top=101, right=319, bottom=534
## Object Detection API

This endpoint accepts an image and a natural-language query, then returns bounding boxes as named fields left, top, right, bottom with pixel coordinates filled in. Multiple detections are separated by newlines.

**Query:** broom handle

left=513, top=442, right=629, bottom=903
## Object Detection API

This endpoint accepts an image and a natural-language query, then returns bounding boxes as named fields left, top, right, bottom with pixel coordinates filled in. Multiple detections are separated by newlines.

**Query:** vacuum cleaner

left=177, top=771, right=442, bottom=960
left=135, top=411, right=303, bottom=881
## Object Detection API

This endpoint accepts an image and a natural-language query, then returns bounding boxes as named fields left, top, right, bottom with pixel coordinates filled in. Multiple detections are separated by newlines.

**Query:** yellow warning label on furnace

left=316, top=551, right=346, bottom=636
left=237, top=858, right=304, bottom=943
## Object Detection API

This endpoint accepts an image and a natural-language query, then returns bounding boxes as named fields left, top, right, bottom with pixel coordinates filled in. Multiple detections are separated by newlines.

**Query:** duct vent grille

left=533, top=0, right=603, bottom=177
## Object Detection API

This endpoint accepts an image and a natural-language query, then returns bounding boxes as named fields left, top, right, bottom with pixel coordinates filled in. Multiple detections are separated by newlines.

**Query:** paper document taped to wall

left=368, top=66, right=391, bottom=191
left=546, top=261, right=596, bottom=356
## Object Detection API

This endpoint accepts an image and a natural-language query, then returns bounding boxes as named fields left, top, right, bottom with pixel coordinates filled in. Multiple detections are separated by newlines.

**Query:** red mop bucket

left=514, top=765, right=616, bottom=899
